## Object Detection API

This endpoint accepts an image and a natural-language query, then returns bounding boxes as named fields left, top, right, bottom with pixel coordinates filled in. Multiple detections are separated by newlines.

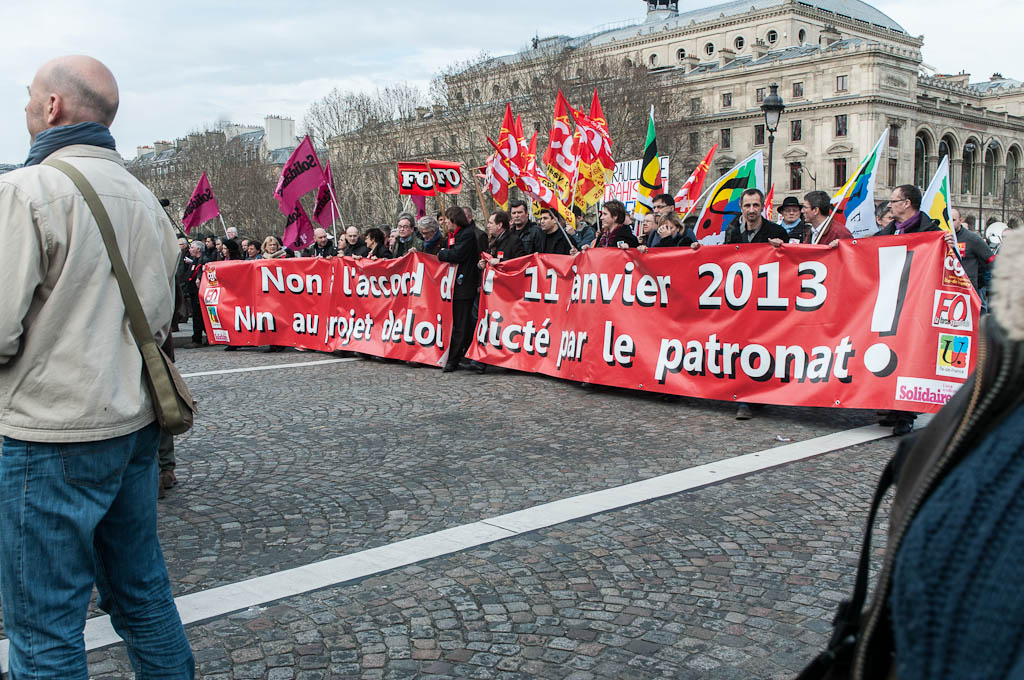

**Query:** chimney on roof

left=751, top=39, right=769, bottom=59
left=991, top=72, right=1004, bottom=81
left=718, top=47, right=736, bottom=67
left=645, top=0, right=679, bottom=21
left=820, top=25, right=841, bottom=46
left=683, top=55, right=701, bottom=72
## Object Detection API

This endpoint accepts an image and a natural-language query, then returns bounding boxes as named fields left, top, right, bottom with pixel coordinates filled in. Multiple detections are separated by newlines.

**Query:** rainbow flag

left=922, top=155, right=954, bottom=241
left=830, top=129, right=888, bottom=237
left=693, top=150, right=764, bottom=244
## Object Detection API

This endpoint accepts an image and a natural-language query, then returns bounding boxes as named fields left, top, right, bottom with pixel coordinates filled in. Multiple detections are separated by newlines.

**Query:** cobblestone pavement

left=4, top=336, right=898, bottom=678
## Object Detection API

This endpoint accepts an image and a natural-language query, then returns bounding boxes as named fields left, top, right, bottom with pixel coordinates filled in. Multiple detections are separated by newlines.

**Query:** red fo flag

left=312, top=162, right=338, bottom=228
left=274, top=136, right=326, bottom=214
left=763, top=183, right=775, bottom=221
left=181, top=171, right=220, bottom=234
left=282, top=202, right=316, bottom=252
left=674, top=144, right=717, bottom=214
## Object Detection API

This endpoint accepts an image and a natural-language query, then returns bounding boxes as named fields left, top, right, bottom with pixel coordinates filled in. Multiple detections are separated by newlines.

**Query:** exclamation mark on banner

left=863, top=245, right=913, bottom=377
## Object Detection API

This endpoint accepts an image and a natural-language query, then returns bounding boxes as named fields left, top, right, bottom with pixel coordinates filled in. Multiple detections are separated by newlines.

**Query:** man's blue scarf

left=24, top=122, right=116, bottom=166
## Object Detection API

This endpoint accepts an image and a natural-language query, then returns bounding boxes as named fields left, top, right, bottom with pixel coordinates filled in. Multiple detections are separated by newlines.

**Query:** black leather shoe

left=442, top=363, right=457, bottom=373
left=470, top=361, right=486, bottom=374
left=893, top=420, right=914, bottom=436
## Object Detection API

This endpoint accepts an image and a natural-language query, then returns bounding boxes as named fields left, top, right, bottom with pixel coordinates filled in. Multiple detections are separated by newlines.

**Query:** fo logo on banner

left=936, top=333, right=970, bottom=379
left=204, top=288, right=220, bottom=305
left=931, top=290, right=971, bottom=331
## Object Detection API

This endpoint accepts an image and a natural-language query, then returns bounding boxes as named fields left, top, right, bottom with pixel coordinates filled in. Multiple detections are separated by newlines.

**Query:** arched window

left=677, top=48, right=686, bottom=61
left=938, top=137, right=952, bottom=163
left=767, top=30, right=778, bottom=44
left=704, top=42, right=715, bottom=56
left=914, top=133, right=929, bottom=188
left=798, top=29, right=807, bottom=43
left=1006, top=149, right=1020, bottom=199
left=649, top=53, right=659, bottom=66
left=962, top=141, right=978, bottom=194
left=734, top=36, right=745, bottom=50
left=984, top=144, right=999, bottom=195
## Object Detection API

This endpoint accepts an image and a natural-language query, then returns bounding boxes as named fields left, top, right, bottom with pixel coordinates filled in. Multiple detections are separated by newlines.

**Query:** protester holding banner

left=950, top=208, right=995, bottom=294
left=480, top=210, right=525, bottom=266
left=567, top=218, right=596, bottom=249
left=261, top=235, right=289, bottom=259
left=536, top=208, right=575, bottom=255
left=509, top=199, right=543, bottom=254
left=722, top=189, right=787, bottom=245
left=245, top=241, right=261, bottom=259
left=777, top=196, right=810, bottom=242
left=342, top=226, right=369, bottom=257
left=589, top=200, right=638, bottom=249
left=638, top=212, right=692, bottom=252
left=303, top=228, right=338, bottom=258
left=878, top=185, right=941, bottom=236
left=184, top=241, right=210, bottom=348
left=437, top=206, right=481, bottom=372
left=391, top=213, right=423, bottom=257
left=417, top=217, right=444, bottom=255
left=362, top=227, right=392, bottom=260
left=800, top=191, right=852, bottom=247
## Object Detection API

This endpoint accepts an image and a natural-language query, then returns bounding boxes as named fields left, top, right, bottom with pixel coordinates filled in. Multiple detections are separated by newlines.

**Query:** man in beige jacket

left=0, top=56, right=194, bottom=677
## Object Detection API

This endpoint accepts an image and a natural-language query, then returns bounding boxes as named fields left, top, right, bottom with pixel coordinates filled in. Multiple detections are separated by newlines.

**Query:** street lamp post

left=974, top=136, right=996, bottom=233
left=760, top=83, right=786, bottom=192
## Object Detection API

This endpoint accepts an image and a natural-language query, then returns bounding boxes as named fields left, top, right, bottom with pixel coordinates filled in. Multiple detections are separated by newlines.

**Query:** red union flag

left=312, top=162, right=338, bottom=228
left=282, top=202, right=315, bottom=252
left=274, top=136, right=325, bottom=214
left=674, top=144, right=717, bottom=214
left=426, top=160, right=463, bottom=194
left=181, top=171, right=220, bottom=233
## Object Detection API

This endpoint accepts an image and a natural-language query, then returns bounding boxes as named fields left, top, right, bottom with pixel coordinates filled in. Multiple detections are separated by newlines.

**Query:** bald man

left=304, top=226, right=338, bottom=257
left=0, top=56, right=194, bottom=677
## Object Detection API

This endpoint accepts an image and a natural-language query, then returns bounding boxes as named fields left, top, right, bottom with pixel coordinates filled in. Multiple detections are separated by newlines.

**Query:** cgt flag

left=282, top=202, right=316, bottom=252
left=312, top=162, right=338, bottom=228
left=763, top=183, right=775, bottom=221
left=542, top=90, right=577, bottom=200
left=674, top=144, right=717, bottom=214
left=181, top=171, right=220, bottom=233
left=274, top=136, right=326, bottom=214
left=693, top=150, right=764, bottom=244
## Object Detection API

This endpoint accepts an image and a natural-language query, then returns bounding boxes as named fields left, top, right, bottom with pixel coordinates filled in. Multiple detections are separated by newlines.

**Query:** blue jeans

left=0, top=423, right=194, bottom=679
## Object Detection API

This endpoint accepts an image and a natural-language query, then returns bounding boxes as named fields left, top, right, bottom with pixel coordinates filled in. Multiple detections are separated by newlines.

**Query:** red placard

left=466, top=233, right=979, bottom=412
left=397, top=160, right=463, bottom=196
left=199, top=253, right=454, bottom=366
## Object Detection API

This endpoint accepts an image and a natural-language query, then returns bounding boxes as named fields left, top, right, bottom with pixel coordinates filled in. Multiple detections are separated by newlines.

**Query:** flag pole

left=217, top=214, right=229, bottom=238
left=468, top=163, right=490, bottom=219
left=325, top=182, right=347, bottom=232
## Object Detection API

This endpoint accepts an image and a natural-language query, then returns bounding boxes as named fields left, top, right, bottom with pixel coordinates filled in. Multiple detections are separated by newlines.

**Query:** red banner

left=466, top=233, right=980, bottom=413
left=198, top=253, right=454, bottom=365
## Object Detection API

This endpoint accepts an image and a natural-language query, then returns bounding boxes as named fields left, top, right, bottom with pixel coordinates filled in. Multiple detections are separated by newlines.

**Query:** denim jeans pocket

left=60, top=441, right=131, bottom=488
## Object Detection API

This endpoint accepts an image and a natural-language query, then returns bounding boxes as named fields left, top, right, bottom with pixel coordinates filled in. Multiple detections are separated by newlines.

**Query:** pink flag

left=181, top=171, right=220, bottom=233
left=274, top=136, right=326, bottom=214
left=282, top=202, right=316, bottom=252
left=410, top=194, right=427, bottom=219
left=312, top=162, right=337, bottom=228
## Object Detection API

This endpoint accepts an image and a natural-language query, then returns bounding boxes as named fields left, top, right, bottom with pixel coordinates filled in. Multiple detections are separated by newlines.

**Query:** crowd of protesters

left=177, top=185, right=1003, bottom=433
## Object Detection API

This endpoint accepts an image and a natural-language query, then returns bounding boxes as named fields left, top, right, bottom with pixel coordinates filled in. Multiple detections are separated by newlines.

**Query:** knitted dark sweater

left=890, top=401, right=1024, bottom=680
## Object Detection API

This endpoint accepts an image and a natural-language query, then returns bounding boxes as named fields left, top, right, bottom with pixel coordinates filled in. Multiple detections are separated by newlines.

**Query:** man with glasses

left=877, top=185, right=941, bottom=236
left=391, top=212, right=423, bottom=258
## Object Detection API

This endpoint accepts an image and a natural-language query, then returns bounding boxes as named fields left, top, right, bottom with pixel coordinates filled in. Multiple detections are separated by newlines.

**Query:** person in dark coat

left=588, top=200, right=638, bottom=249
left=777, top=195, right=811, bottom=242
left=362, top=227, right=392, bottom=260
left=183, top=241, right=210, bottom=348
left=342, top=226, right=369, bottom=257
left=303, top=228, right=339, bottom=258
left=480, top=210, right=525, bottom=264
left=390, top=212, right=423, bottom=258
left=722, top=188, right=788, bottom=245
left=637, top=212, right=693, bottom=252
left=509, top=199, right=544, bottom=254
left=535, top=208, right=575, bottom=255
left=437, top=206, right=481, bottom=372
left=799, top=190, right=853, bottom=247
left=417, top=216, right=444, bottom=255
left=877, top=184, right=941, bottom=236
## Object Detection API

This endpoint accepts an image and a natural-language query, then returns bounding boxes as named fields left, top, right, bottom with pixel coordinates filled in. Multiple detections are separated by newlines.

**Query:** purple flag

left=274, top=136, right=326, bottom=215
left=282, top=202, right=316, bottom=252
left=181, top=172, right=220, bottom=233
left=312, top=162, right=338, bottom=228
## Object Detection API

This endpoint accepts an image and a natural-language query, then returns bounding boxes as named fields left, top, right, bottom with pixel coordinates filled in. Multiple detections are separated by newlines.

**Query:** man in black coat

left=303, top=228, right=339, bottom=258
left=482, top=210, right=526, bottom=262
left=777, top=195, right=811, bottom=242
left=535, top=208, right=575, bottom=255
left=877, top=184, right=941, bottom=236
left=341, top=226, right=369, bottom=257
left=723, top=188, right=788, bottom=245
left=438, top=206, right=481, bottom=372
left=509, top=199, right=544, bottom=254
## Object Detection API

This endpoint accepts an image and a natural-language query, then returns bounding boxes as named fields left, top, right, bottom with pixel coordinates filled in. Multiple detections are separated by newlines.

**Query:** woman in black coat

left=437, top=206, right=481, bottom=372
left=363, top=227, right=392, bottom=260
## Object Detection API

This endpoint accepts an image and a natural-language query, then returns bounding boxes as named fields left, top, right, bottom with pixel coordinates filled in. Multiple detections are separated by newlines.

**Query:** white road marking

left=181, top=357, right=358, bottom=378
left=0, top=419, right=912, bottom=670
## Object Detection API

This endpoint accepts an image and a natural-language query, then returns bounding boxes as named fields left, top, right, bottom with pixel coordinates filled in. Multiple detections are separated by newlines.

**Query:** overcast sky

left=0, top=0, right=1020, bottom=164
